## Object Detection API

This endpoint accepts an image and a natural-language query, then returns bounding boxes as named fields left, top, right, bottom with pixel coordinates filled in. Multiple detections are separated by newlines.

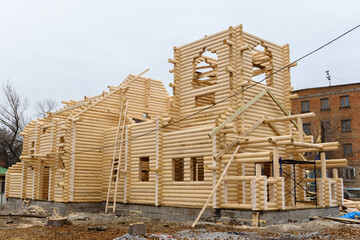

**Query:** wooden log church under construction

left=6, top=25, right=347, bottom=222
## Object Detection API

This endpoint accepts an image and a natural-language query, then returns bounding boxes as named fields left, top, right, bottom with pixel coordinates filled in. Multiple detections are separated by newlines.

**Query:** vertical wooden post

left=123, top=126, right=128, bottom=204
left=212, top=134, right=217, bottom=208
left=50, top=118, right=54, bottom=151
left=252, top=211, right=259, bottom=227
left=297, top=118, right=303, bottom=142
left=69, top=122, right=76, bottom=202
left=38, top=160, right=42, bottom=199
left=273, top=147, right=279, bottom=178
left=34, top=121, right=38, bottom=156
left=155, top=117, right=159, bottom=206
left=320, top=152, right=326, bottom=179
left=255, top=164, right=262, bottom=177
left=21, top=163, right=25, bottom=199
left=48, top=167, right=52, bottom=201
left=31, top=169, right=35, bottom=200
left=192, top=145, right=240, bottom=228
left=332, top=169, right=338, bottom=179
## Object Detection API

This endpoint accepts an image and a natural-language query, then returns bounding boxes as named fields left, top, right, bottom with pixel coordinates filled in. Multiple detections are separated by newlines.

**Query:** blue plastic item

left=340, top=211, right=360, bottom=219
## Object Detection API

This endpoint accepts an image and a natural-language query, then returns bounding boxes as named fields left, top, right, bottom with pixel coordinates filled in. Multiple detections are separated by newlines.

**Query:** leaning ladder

left=105, top=100, right=128, bottom=213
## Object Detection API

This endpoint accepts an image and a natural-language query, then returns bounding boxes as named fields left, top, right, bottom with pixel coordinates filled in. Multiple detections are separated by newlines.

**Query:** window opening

left=139, top=157, right=150, bottom=182
left=301, top=100, right=310, bottom=113
left=320, top=121, right=330, bottom=142
left=343, top=143, right=353, bottom=155
left=191, top=157, right=204, bottom=181
left=340, top=95, right=349, bottom=108
left=30, top=141, right=35, bottom=155
left=192, top=49, right=218, bottom=89
left=41, top=166, right=50, bottom=200
left=320, top=98, right=330, bottom=110
left=303, top=123, right=311, bottom=135
left=59, top=136, right=65, bottom=152
left=133, top=118, right=145, bottom=123
left=339, top=167, right=355, bottom=181
left=172, top=158, right=184, bottom=181
left=341, top=119, right=351, bottom=132
left=42, top=127, right=49, bottom=134
left=251, top=44, right=273, bottom=85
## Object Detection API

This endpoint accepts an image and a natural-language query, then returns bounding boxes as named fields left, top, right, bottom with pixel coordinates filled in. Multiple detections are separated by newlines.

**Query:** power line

left=69, top=24, right=360, bottom=155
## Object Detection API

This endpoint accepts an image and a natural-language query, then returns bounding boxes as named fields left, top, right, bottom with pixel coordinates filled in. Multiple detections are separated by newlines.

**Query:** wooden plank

left=252, top=212, right=259, bottom=227
left=324, top=216, right=360, bottom=224
left=266, top=89, right=298, bottom=129
left=192, top=145, right=240, bottom=228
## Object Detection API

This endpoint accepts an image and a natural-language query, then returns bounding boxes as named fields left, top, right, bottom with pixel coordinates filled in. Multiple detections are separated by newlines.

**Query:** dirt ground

left=1, top=206, right=360, bottom=240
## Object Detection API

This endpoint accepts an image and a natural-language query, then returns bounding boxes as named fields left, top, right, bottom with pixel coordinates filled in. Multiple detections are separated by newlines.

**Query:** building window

left=139, top=157, right=150, bottom=182
left=191, top=157, right=204, bottom=181
left=320, top=98, right=330, bottom=110
left=343, top=143, right=353, bottom=155
left=192, top=48, right=217, bottom=89
left=339, top=167, right=355, bottom=181
left=133, top=118, right=145, bottom=123
left=340, top=95, right=349, bottom=108
left=42, top=127, right=49, bottom=134
left=301, top=100, right=310, bottom=113
left=322, top=121, right=330, bottom=133
left=172, top=158, right=184, bottom=181
left=303, top=123, right=311, bottom=135
left=251, top=44, right=274, bottom=86
left=341, top=119, right=351, bottom=132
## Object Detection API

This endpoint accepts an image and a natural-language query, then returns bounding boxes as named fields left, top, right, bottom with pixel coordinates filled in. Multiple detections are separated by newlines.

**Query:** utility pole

left=325, top=70, right=331, bottom=86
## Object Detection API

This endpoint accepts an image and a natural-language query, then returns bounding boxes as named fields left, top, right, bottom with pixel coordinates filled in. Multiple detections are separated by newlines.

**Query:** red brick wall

left=292, top=83, right=360, bottom=188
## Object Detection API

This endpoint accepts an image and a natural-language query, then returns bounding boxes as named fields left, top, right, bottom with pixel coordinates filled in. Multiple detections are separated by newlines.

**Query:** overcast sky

left=0, top=1, right=359, bottom=117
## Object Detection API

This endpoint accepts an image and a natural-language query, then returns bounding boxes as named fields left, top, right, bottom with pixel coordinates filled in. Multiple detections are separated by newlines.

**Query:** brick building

left=292, top=83, right=360, bottom=189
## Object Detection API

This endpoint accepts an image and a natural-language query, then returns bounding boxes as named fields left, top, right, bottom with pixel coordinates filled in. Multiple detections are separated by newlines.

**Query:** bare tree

left=0, top=83, right=29, bottom=168
left=33, top=98, right=58, bottom=118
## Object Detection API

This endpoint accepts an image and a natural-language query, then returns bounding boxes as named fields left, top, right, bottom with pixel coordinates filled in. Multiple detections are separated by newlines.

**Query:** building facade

left=292, top=83, right=360, bottom=189
left=6, top=25, right=346, bottom=213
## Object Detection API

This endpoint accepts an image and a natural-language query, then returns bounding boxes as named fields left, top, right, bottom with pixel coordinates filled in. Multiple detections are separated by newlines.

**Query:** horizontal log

left=292, top=141, right=323, bottom=149
left=224, top=176, right=256, bottom=181
left=264, top=112, right=315, bottom=124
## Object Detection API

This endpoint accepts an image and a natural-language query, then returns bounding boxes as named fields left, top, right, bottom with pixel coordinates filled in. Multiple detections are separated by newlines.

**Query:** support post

left=192, top=145, right=240, bottom=228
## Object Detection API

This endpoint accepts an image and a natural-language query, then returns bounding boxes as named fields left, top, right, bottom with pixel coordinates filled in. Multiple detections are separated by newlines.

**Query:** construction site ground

left=1, top=205, right=360, bottom=240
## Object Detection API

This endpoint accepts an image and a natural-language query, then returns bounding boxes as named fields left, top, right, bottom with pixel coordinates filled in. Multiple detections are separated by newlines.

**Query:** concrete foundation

left=5, top=198, right=339, bottom=226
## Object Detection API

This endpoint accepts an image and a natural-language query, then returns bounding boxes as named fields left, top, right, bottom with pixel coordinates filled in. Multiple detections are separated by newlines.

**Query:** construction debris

left=128, top=222, right=145, bottom=236
left=46, top=217, right=69, bottom=228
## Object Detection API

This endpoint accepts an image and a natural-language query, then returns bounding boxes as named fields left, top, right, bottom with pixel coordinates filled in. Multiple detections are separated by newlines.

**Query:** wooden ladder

left=105, top=100, right=128, bottom=213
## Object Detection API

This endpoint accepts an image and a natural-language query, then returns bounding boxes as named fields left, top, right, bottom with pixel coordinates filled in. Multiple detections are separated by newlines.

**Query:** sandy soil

left=1, top=206, right=360, bottom=240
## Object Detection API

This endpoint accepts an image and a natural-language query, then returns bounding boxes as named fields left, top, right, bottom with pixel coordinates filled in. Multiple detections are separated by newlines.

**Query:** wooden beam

left=213, top=116, right=265, bottom=161
left=209, top=89, right=267, bottom=138
left=321, top=152, right=326, bottom=179
left=263, top=112, right=315, bottom=124
left=192, top=145, right=241, bottom=228
left=266, top=89, right=298, bottom=129
left=292, top=141, right=323, bottom=149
